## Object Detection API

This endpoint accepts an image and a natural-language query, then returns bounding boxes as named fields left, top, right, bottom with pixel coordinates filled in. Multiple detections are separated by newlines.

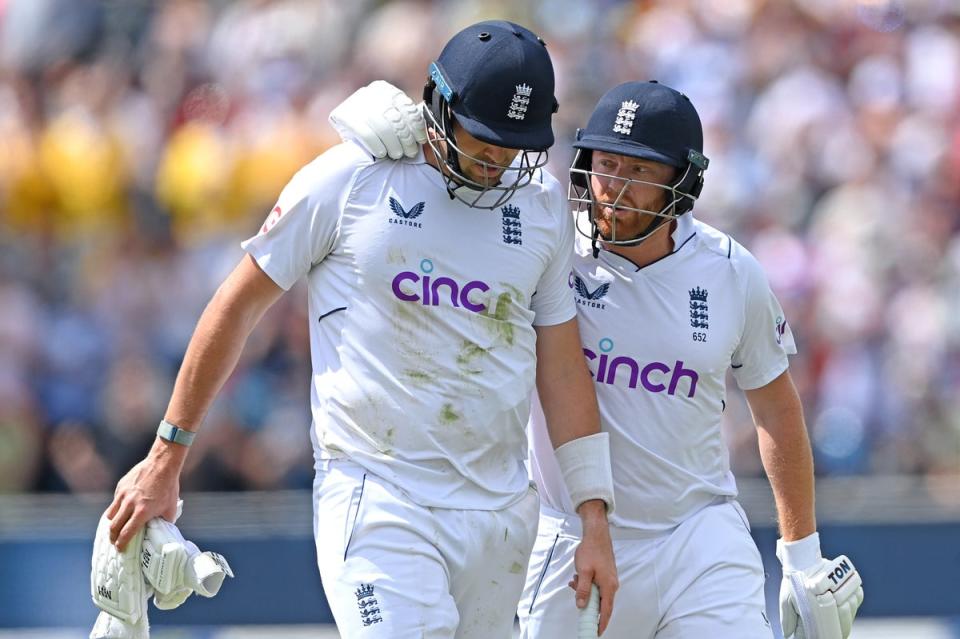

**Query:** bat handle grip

left=577, top=583, right=600, bottom=639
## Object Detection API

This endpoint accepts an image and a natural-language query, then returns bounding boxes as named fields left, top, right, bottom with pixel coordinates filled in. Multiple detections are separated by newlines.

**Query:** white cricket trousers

left=313, top=459, right=540, bottom=638
left=518, top=500, right=771, bottom=639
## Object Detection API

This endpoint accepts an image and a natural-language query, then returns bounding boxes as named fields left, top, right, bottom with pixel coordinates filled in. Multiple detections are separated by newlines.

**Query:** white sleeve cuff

left=776, top=531, right=822, bottom=572
left=554, top=432, right=615, bottom=516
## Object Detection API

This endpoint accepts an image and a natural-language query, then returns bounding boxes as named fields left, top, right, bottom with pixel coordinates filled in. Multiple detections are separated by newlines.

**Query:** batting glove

left=777, top=532, right=864, bottom=639
left=329, top=80, right=427, bottom=160
left=91, top=501, right=233, bottom=639
left=142, top=515, right=233, bottom=610
left=90, top=607, right=150, bottom=639
left=90, top=508, right=152, bottom=639
left=91, top=510, right=148, bottom=626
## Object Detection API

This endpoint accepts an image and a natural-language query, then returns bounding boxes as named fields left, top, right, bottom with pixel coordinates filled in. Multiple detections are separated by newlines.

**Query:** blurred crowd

left=1, top=0, right=958, bottom=498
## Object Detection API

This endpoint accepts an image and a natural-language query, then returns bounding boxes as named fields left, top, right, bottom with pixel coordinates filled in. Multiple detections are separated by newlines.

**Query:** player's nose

left=596, top=174, right=633, bottom=204
left=478, top=145, right=513, bottom=166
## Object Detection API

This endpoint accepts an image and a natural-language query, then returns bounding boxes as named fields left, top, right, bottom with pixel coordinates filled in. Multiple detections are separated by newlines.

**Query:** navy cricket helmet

left=422, top=20, right=559, bottom=208
left=569, top=81, right=709, bottom=246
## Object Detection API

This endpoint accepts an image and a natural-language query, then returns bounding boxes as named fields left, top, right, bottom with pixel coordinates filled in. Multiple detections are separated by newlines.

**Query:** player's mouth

left=475, top=165, right=503, bottom=177
left=597, top=203, right=637, bottom=220
left=469, top=166, right=505, bottom=184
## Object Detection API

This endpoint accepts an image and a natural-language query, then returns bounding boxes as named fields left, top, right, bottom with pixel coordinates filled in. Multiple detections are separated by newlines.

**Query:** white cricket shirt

left=242, top=142, right=575, bottom=510
left=528, top=212, right=797, bottom=530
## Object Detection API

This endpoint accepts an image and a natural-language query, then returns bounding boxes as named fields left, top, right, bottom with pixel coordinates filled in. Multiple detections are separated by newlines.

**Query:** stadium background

left=0, top=0, right=958, bottom=636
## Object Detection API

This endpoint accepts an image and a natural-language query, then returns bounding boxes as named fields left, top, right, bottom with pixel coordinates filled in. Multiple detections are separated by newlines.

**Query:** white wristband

left=776, top=531, right=822, bottom=572
left=554, top=432, right=615, bottom=515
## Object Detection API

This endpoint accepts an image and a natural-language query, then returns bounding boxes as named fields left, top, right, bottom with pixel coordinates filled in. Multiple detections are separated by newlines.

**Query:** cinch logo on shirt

left=388, top=196, right=425, bottom=228
left=391, top=258, right=490, bottom=313
left=570, top=273, right=610, bottom=309
left=583, top=338, right=699, bottom=398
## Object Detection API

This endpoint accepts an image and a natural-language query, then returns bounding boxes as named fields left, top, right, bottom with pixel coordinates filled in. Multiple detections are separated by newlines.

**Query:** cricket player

left=331, top=80, right=865, bottom=638
left=103, top=21, right=618, bottom=638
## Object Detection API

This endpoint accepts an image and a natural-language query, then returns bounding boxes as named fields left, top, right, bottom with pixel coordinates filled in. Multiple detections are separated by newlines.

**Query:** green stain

left=509, top=562, right=524, bottom=574
left=456, top=340, right=488, bottom=374
left=492, top=292, right=511, bottom=320
left=500, top=283, right=525, bottom=305
left=439, top=403, right=461, bottom=424
left=403, top=369, right=433, bottom=383
left=387, top=246, right=407, bottom=264
left=486, top=292, right=515, bottom=346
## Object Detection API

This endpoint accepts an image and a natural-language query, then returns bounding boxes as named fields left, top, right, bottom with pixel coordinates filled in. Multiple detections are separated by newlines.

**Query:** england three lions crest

left=501, top=204, right=522, bottom=245
left=689, top=286, right=708, bottom=329
left=356, top=583, right=382, bottom=627
left=508, top=83, right=533, bottom=120
left=613, top=100, right=639, bottom=135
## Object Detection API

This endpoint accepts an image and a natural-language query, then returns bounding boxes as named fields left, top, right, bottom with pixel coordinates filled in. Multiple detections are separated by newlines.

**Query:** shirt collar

left=593, top=212, right=696, bottom=273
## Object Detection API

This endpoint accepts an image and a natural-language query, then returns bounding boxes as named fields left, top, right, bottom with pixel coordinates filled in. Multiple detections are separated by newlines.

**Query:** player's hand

left=571, top=499, right=618, bottom=635
left=106, top=454, right=181, bottom=551
left=777, top=533, right=864, bottom=639
left=329, top=80, right=427, bottom=160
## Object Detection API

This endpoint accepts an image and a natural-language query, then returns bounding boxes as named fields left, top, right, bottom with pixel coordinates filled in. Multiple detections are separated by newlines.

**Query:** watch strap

left=157, top=420, right=196, bottom=447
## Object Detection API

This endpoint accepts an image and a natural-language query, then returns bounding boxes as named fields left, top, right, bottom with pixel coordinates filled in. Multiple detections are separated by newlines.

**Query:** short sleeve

left=240, top=142, right=370, bottom=290
left=530, top=191, right=577, bottom=327
left=730, top=247, right=797, bottom=390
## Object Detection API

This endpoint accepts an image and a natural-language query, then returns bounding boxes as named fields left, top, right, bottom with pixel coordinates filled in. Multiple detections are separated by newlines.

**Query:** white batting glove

left=90, top=508, right=152, bottom=639
left=329, top=80, right=427, bottom=160
left=91, top=512, right=148, bottom=625
left=91, top=500, right=233, bottom=639
left=142, top=507, right=234, bottom=610
left=777, top=532, right=864, bottom=639
left=90, top=607, right=150, bottom=639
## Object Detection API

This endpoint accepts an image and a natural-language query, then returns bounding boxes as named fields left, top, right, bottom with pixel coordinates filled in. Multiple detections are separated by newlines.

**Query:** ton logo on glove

left=827, top=560, right=853, bottom=586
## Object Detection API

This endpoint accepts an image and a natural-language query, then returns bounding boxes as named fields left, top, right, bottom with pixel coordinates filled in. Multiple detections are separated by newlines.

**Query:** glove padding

left=778, top=533, right=864, bottom=639
left=329, top=80, right=427, bottom=160
left=91, top=501, right=233, bottom=639
left=90, top=511, right=148, bottom=624
left=90, top=608, right=149, bottom=639
left=143, top=516, right=233, bottom=610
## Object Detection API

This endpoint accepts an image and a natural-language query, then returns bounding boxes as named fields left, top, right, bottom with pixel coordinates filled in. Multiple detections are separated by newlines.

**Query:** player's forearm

left=154, top=261, right=280, bottom=469
left=537, top=362, right=601, bottom=447
left=164, top=289, right=265, bottom=432
left=751, top=378, right=816, bottom=541
left=141, top=297, right=258, bottom=474
left=535, top=319, right=601, bottom=446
